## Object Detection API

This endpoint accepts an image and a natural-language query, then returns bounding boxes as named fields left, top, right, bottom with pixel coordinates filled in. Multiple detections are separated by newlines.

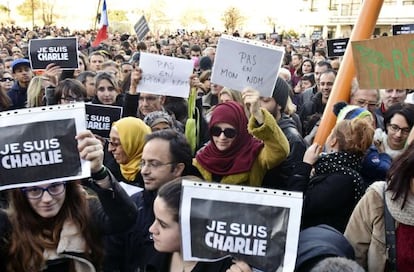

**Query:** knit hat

left=333, top=102, right=372, bottom=123
left=199, top=56, right=212, bottom=71
left=272, top=77, right=290, bottom=112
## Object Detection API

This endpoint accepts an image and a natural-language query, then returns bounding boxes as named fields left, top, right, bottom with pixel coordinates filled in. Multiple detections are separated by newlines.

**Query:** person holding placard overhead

left=149, top=177, right=253, bottom=272
left=0, top=130, right=138, bottom=272
left=194, top=87, right=289, bottom=186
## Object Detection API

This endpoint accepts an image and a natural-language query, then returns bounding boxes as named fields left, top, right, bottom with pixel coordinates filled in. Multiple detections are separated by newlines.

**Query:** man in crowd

left=104, top=129, right=196, bottom=272
left=8, top=58, right=33, bottom=109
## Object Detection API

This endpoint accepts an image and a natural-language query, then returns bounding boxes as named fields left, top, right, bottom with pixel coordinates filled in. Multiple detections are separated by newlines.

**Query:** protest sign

left=326, top=38, right=349, bottom=57
left=211, top=35, right=284, bottom=97
left=311, top=30, right=322, bottom=40
left=29, top=37, right=79, bottom=70
left=0, top=103, right=89, bottom=190
left=138, top=52, right=194, bottom=98
left=181, top=180, right=303, bottom=272
left=134, top=15, right=150, bottom=41
left=392, top=24, right=414, bottom=35
left=85, top=103, right=122, bottom=138
left=352, top=34, right=414, bottom=89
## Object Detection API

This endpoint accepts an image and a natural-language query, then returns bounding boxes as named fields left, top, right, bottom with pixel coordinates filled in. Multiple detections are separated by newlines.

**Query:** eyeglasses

left=388, top=124, right=410, bottom=135
left=61, top=96, right=84, bottom=102
left=139, top=160, right=175, bottom=169
left=0, top=78, right=13, bottom=82
left=107, top=139, right=121, bottom=148
left=21, top=182, right=66, bottom=199
left=210, top=127, right=237, bottom=138
left=355, top=99, right=378, bottom=108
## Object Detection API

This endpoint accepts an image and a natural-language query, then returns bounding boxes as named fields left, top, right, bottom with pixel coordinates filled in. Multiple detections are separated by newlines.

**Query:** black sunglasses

left=0, top=78, right=13, bottom=82
left=210, top=127, right=237, bottom=138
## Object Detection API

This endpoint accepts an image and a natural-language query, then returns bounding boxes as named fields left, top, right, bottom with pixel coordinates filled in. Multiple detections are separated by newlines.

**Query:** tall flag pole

left=92, top=0, right=108, bottom=47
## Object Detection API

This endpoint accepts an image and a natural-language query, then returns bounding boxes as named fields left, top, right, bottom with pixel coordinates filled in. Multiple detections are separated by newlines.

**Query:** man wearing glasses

left=350, top=79, right=384, bottom=129
left=104, top=129, right=198, bottom=272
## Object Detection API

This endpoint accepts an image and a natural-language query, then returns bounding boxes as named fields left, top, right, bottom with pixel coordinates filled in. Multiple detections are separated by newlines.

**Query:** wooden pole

left=313, top=0, right=384, bottom=146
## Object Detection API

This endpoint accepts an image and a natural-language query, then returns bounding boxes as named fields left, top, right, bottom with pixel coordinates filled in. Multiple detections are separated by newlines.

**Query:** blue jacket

left=360, top=145, right=392, bottom=188
left=7, top=81, right=27, bottom=110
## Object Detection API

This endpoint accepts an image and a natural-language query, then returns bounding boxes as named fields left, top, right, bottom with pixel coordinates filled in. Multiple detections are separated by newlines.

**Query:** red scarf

left=196, top=101, right=264, bottom=176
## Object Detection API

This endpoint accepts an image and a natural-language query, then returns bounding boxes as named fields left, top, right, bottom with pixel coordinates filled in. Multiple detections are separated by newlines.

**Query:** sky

left=2, top=0, right=303, bottom=33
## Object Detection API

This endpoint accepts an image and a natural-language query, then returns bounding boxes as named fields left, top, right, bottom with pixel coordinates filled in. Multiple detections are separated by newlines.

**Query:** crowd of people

left=0, top=24, right=413, bottom=271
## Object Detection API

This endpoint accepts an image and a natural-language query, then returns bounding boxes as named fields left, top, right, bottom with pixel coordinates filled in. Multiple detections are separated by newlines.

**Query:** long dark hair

left=6, top=181, right=103, bottom=271
left=387, top=142, right=414, bottom=208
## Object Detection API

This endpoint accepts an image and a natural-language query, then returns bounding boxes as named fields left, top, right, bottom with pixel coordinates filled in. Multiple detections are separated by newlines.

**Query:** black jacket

left=103, top=189, right=163, bottom=272
left=262, top=114, right=307, bottom=190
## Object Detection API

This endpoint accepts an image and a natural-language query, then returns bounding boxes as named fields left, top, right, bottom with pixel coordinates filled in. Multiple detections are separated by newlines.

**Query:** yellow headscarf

left=112, top=117, right=151, bottom=182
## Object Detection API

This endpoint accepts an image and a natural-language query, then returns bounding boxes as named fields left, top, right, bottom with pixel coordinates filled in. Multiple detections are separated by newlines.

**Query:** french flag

left=92, top=0, right=108, bottom=47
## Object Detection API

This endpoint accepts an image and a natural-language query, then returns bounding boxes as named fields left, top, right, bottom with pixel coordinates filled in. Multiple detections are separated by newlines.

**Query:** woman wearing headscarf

left=193, top=88, right=289, bottom=187
left=106, top=116, right=151, bottom=187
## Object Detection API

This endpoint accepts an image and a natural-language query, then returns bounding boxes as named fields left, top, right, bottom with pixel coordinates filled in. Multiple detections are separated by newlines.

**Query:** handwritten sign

left=352, top=34, right=414, bottom=89
left=326, top=38, right=349, bottom=57
left=138, top=52, right=194, bottom=98
left=211, top=35, right=284, bottom=97
left=29, top=37, right=79, bottom=70
left=85, top=103, right=122, bottom=138
left=181, top=180, right=303, bottom=272
left=0, top=103, right=89, bottom=190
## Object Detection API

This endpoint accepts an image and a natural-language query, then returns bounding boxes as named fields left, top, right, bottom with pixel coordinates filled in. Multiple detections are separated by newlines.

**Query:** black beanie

left=272, top=77, right=290, bottom=112
left=199, top=56, right=212, bottom=71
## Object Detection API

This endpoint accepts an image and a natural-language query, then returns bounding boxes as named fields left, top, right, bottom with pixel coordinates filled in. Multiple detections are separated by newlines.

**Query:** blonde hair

left=26, top=76, right=47, bottom=107
left=333, top=118, right=374, bottom=157
left=219, top=87, right=243, bottom=104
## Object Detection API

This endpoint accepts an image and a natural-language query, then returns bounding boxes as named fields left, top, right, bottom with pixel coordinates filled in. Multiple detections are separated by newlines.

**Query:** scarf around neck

left=313, top=151, right=365, bottom=202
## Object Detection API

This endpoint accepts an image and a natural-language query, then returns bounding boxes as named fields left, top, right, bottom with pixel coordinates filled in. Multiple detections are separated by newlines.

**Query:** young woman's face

left=24, top=182, right=66, bottom=218
left=211, top=123, right=237, bottom=151
left=387, top=113, right=411, bottom=150
left=96, top=79, right=117, bottom=105
left=149, top=197, right=181, bottom=252
left=1, top=72, right=14, bottom=91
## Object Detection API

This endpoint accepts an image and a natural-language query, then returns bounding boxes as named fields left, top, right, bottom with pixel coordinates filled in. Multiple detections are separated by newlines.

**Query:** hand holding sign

left=129, top=67, right=143, bottom=94
left=242, top=88, right=263, bottom=124
left=43, top=63, right=61, bottom=86
left=76, top=130, right=104, bottom=174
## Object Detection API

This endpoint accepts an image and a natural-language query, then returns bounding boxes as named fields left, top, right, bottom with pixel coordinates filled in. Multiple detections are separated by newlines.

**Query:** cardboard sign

left=181, top=180, right=303, bottom=272
left=29, top=37, right=79, bottom=70
left=352, top=34, right=414, bottom=89
left=211, top=35, right=284, bottom=97
left=0, top=103, right=89, bottom=190
left=134, top=15, right=150, bottom=41
left=138, top=52, right=194, bottom=98
left=326, top=38, right=349, bottom=57
left=85, top=103, right=122, bottom=138
left=392, top=24, right=414, bottom=36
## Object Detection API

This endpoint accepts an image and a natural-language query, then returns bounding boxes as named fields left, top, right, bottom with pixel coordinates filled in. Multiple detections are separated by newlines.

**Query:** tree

left=0, top=4, right=11, bottom=23
left=221, top=6, right=245, bottom=33
left=179, top=8, right=207, bottom=30
left=16, top=0, right=57, bottom=26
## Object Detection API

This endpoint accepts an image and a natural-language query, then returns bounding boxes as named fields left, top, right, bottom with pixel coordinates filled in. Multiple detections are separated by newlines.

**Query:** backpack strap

left=384, top=187, right=397, bottom=271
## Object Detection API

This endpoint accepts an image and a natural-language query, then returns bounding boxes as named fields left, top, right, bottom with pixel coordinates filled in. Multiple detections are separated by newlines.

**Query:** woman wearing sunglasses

left=0, top=130, right=138, bottom=272
left=194, top=88, right=289, bottom=187
left=0, top=71, right=12, bottom=111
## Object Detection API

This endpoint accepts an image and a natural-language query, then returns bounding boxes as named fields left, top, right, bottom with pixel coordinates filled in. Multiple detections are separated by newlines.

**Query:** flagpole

left=94, top=0, right=102, bottom=30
